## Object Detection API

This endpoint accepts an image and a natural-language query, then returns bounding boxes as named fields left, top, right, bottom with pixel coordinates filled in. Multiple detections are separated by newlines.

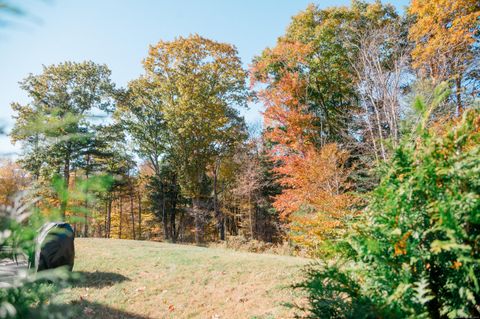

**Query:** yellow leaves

left=394, top=230, right=412, bottom=256
left=139, top=35, right=248, bottom=197
left=409, top=0, right=480, bottom=79
left=0, top=160, right=29, bottom=206
left=289, top=212, right=342, bottom=251
left=271, top=144, right=354, bottom=254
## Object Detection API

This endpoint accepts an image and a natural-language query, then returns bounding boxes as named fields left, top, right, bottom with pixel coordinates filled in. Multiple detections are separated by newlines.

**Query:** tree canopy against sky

left=10, top=61, right=116, bottom=217
left=0, top=0, right=411, bottom=156
left=250, top=0, right=403, bottom=248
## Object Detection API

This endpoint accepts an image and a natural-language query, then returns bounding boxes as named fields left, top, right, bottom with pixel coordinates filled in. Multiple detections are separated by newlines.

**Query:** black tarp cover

left=34, top=222, right=75, bottom=271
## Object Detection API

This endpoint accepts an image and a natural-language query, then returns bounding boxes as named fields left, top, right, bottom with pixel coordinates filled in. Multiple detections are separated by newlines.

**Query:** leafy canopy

left=142, top=34, right=248, bottom=198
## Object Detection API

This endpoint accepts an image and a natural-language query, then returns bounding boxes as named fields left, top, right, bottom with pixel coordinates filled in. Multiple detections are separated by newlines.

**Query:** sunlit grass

left=55, top=238, right=308, bottom=318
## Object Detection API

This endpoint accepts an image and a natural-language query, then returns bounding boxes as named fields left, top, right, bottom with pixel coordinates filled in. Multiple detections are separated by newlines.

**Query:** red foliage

left=251, top=41, right=353, bottom=249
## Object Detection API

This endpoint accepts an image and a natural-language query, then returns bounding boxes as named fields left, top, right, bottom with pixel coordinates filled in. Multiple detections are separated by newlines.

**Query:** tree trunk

left=170, top=174, right=177, bottom=242
left=161, top=182, right=169, bottom=240
left=371, top=99, right=387, bottom=161
left=130, top=191, right=135, bottom=240
left=192, top=198, right=204, bottom=245
left=176, top=209, right=185, bottom=243
left=213, top=164, right=225, bottom=240
left=138, top=193, right=142, bottom=240
left=106, top=197, right=112, bottom=238
left=83, top=163, right=90, bottom=238
left=170, top=196, right=177, bottom=243
left=119, top=196, right=123, bottom=239
left=249, top=191, right=255, bottom=239
left=455, top=77, right=463, bottom=117
left=104, top=202, right=108, bottom=238
left=60, top=153, right=70, bottom=219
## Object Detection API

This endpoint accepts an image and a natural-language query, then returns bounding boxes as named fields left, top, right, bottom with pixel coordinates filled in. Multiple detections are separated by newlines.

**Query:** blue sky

left=0, top=0, right=410, bottom=156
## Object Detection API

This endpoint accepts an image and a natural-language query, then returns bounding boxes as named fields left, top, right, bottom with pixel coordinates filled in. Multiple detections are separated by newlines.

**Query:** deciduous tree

left=142, top=34, right=248, bottom=244
left=409, top=0, right=480, bottom=115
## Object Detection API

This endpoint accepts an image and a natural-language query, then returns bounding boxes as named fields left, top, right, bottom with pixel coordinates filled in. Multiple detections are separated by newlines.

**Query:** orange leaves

left=0, top=160, right=29, bottom=206
left=251, top=37, right=353, bottom=251
left=273, top=144, right=353, bottom=220
left=451, top=261, right=462, bottom=270
left=272, top=143, right=353, bottom=253
left=251, top=40, right=312, bottom=84
left=394, top=230, right=412, bottom=256
left=251, top=41, right=316, bottom=156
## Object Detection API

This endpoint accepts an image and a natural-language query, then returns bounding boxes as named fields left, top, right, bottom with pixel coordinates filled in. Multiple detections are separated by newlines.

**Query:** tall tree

left=230, top=141, right=266, bottom=240
left=116, top=77, right=170, bottom=239
left=116, top=77, right=166, bottom=178
left=143, top=34, right=248, bottom=244
left=350, top=22, right=410, bottom=162
left=79, top=123, right=130, bottom=237
left=252, top=1, right=399, bottom=146
left=251, top=1, right=399, bottom=247
left=10, top=61, right=116, bottom=219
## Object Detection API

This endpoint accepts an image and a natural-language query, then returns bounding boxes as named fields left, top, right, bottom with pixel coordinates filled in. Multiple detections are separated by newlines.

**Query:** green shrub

left=0, top=196, right=70, bottom=319
left=297, top=100, right=480, bottom=318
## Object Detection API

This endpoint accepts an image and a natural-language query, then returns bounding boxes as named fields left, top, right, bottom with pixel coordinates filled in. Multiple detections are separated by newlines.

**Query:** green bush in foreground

left=0, top=197, right=56, bottom=319
left=298, top=102, right=480, bottom=318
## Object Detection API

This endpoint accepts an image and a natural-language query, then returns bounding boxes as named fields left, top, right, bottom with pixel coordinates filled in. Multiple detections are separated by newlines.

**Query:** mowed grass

left=55, top=238, right=308, bottom=319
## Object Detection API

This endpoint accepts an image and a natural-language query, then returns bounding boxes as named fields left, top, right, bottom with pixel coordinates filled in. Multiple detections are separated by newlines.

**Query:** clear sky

left=0, top=0, right=410, bottom=156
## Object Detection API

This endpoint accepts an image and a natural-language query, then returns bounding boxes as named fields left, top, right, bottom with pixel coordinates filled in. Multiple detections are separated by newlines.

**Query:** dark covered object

left=35, top=222, right=75, bottom=271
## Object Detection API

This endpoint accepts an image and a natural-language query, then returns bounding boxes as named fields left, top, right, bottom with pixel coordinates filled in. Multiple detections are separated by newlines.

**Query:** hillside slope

left=55, top=238, right=308, bottom=319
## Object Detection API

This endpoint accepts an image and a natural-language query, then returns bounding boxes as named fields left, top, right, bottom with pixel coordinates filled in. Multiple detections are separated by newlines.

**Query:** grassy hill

left=55, top=238, right=308, bottom=319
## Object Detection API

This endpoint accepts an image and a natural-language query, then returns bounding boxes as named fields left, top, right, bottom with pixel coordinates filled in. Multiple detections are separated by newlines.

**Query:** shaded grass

left=54, top=238, right=308, bottom=318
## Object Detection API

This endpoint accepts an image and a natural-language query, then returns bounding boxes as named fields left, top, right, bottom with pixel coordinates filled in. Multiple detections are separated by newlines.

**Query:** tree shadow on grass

left=37, top=300, right=153, bottom=319
left=70, top=270, right=130, bottom=288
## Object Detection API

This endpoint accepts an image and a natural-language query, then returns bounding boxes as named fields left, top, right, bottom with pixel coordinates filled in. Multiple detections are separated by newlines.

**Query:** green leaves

left=10, top=61, right=118, bottom=218
left=416, top=82, right=451, bottom=133
left=298, top=101, right=480, bottom=317
left=413, top=277, right=434, bottom=306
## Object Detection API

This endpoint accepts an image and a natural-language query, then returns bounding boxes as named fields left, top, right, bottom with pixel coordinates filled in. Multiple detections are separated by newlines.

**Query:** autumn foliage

left=276, top=145, right=353, bottom=251
left=0, top=160, right=29, bottom=206
left=252, top=40, right=354, bottom=250
left=409, top=0, right=480, bottom=79
left=409, top=0, right=480, bottom=115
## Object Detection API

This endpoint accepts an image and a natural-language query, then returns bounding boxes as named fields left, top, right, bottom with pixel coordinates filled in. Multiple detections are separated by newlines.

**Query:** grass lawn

left=54, top=238, right=308, bottom=319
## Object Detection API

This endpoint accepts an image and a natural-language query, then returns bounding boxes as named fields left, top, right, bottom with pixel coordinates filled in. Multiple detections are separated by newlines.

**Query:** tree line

left=6, top=35, right=281, bottom=245
left=4, top=0, right=479, bottom=252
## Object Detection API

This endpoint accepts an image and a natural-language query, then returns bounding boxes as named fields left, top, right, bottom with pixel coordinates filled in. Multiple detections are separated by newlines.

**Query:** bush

left=297, top=102, right=480, bottom=318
